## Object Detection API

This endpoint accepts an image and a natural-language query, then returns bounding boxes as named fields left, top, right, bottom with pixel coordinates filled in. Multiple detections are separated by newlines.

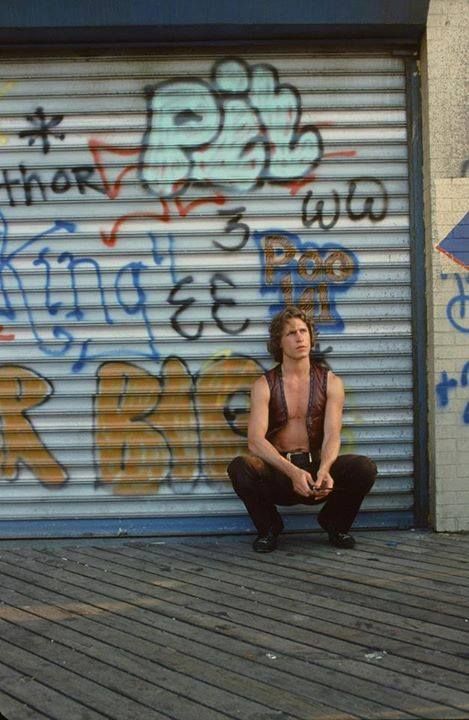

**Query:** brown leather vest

left=264, top=363, right=328, bottom=457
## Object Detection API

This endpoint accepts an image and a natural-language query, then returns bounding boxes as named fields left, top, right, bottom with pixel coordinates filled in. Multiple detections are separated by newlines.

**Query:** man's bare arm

left=247, top=376, right=314, bottom=498
left=314, top=372, right=344, bottom=493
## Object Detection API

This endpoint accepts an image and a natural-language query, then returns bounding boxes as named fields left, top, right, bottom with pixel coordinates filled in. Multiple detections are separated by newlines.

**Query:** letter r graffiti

left=0, top=365, right=67, bottom=486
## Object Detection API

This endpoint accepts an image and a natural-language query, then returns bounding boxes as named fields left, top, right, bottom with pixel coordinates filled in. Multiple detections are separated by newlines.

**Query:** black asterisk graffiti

left=18, top=106, right=65, bottom=154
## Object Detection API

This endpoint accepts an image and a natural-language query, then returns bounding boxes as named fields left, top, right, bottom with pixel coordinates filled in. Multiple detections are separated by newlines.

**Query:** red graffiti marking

left=101, top=208, right=170, bottom=248
left=173, top=189, right=226, bottom=218
left=323, top=150, right=357, bottom=160
left=288, top=174, right=317, bottom=197
left=288, top=150, right=357, bottom=196
left=0, top=326, right=15, bottom=341
left=88, top=139, right=140, bottom=200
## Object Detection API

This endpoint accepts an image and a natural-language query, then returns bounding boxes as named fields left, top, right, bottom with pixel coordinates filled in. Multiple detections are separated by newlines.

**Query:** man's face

left=280, top=318, right=312, bottom=361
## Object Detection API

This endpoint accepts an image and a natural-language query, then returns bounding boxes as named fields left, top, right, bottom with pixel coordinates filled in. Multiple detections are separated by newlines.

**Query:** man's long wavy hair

left=267, top=306, right=315, bottom=363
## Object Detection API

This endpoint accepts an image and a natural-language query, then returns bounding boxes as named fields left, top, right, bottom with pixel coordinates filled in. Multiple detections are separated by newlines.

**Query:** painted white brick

left=435, top=516, right=459, bottom=532
left=435, top=451, right=461, bottom=465
left=435, top=438, right=458, bottom=453
left=436, top=424, right=464, bottom=439
left=434, top=412, right=461, bottom=427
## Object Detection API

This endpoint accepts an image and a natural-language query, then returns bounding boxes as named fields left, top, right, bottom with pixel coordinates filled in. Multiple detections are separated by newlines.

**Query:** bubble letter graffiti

left=198, top=355, right=263, bottom=481
left=0, top=365, right=67, bottom=486
left=94, top=358, right=197, bottom=494
left=141, top=57, right=323, bottom=198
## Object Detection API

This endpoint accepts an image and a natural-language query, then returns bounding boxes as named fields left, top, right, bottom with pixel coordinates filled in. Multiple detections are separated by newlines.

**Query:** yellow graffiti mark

left=94, top=355, right=263, bottom=494
left=148, top=356, right=198, bottom=483
left=95, top=357, right=197, bottom=494
left=263, top=234, right=355, bottom=324
left=197, top=355, right=263, bottom=481
left=0, top=365, right=67, bottom=486
left=0, top=81, right=16, bottom=97
left=0, top=81, right=16, bottom=145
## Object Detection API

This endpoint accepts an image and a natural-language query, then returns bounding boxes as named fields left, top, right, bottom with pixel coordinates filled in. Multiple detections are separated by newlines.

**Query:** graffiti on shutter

left=0, top=54, right=407, bottom=514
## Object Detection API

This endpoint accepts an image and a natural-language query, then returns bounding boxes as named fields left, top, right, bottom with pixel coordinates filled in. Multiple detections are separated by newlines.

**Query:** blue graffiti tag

left=436, top=361, right=469, bottom=425
left=0, top=212, right=77, bottom=356
left=442, top=272, right=469, bottom=333
left=254, top=229, right=359, bottom=331
left=0, top=212, right=168, bottom=372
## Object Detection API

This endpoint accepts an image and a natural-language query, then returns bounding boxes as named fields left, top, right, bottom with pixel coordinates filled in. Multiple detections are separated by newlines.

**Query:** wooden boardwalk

left=0, top=529, right=468, bottom=720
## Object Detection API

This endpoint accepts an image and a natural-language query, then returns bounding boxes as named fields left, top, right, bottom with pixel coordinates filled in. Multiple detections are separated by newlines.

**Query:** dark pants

left=227, top=453, right=377, bottom=536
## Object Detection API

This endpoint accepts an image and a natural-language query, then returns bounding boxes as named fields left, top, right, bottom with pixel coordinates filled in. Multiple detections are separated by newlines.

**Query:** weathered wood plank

left=141, top=539, right=469, bottom=632
left=96, top=540, right=469, bottom=651
left=84, top=542, right=469, bottom=691
left=200, top=535, right=469, bottom=601
left=0, top=685, right=51, bottom=720
left=1, top=531, right=468, bottom=720
left=0, top=558, right=401, bottom=720
left=178, top=537, right=469, bottom=617
left=358, top=531, right=469, bottom=562
left=8, top=545, right=469, bottom=719
left=0, top=656, right=110, bottom=720
left=0, top=592, right=343, bottom=720
left=322, top=533, right=469, bottom=576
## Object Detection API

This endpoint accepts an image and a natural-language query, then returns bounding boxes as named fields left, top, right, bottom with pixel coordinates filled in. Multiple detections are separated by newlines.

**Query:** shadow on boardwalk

left=0, top=529, right=468, bottom=720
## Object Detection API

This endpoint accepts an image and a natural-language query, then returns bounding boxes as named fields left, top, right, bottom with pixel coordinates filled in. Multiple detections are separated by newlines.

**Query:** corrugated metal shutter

left=0, top=51, right=416, bottom=537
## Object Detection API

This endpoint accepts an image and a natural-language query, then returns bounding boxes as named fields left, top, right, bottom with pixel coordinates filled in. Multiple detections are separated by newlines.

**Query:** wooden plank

left=0, top=685, right=51, bottom=720
left=218, top=536, right=469, bottom=601
left=142, top=539, right=469, bottom=630
left=0, top=592, right=345, bottom=720
left=0, top=561, right=401, bottom=720
left=0, top=657, right=109, bottom=720
left=0, top=593, right=273, bottom=720
left=177, top=536, right=469, bottom=617
left=289, top=539, right=469, bottom=588
left=2, top=532, right=469, bottom=720
left=352, top=540, right=469, bottom=575
left=7, top=546, right=469, bottom=720
left=332, top=532, right=469, bottom=572
left=167, top=539, right=466, bottom=631
left=99, top=541, right=469, bottom=651
left=358, top=531, right=469, bottom=562
left=86, top=542, right=469, bottom=683
left=0, top=634, right=170, bottom=720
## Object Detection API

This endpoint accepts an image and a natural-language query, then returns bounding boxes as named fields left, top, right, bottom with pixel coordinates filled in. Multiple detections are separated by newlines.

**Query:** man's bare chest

left=283, top=378, right=309, bottom=420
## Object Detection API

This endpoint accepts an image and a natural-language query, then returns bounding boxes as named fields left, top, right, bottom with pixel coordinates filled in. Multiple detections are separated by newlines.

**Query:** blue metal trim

left=0, top=0, right=429, bottom=45
left=0, top=511, right=414, bottom=540
left=405, top=57, right=430, bottom=528
left=0, top=1, right=430, bottom=28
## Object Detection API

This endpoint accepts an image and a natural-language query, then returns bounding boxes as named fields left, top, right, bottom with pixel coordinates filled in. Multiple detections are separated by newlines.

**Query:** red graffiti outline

left=288, top=150, right=357, bottom=196
left=437, top=245, right=469, bottom=270
left=88, top=138, right=140, bottom=200
left=100, top=208, right=170, bottom=248
left=173, top=186, right=226, bottom=217
left=0, top=326, right=15, bottom=341
left=288, top=174, right=317, bottom=197
left=323, top=150, right=357, bottom=160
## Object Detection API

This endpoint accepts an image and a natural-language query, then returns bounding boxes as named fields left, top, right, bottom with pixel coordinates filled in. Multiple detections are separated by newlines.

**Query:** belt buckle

left=286, top=451, right=312, bottom=463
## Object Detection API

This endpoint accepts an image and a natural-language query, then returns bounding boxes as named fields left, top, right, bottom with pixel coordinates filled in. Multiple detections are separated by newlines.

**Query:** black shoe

left=327, top=531, right=356, bottom=549
left=253, top=531, right=277, bottom=553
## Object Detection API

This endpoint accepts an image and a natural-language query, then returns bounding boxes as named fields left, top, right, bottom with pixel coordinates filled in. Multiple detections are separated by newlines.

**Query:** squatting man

left=228, top=306, right=376, bottom=552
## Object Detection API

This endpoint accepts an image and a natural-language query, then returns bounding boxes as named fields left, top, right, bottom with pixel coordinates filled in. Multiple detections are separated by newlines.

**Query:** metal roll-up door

left=0, top=51, right=417, bottom=537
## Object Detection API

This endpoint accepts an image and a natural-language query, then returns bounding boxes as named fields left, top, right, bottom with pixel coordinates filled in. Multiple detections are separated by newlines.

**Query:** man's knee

left=227, top=454, right=264, bottom=495
left=353, top=455, right=377, bottom=493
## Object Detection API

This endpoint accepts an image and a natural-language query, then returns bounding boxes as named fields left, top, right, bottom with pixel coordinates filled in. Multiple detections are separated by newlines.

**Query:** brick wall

left=420, top=0, right=469, bottom=531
